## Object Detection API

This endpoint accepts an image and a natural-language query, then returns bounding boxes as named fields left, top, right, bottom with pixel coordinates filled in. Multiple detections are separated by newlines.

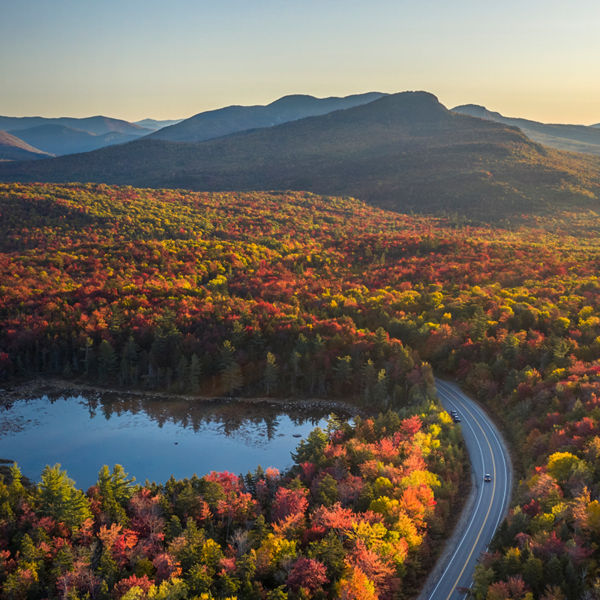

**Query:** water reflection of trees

left=82, top=394, right=334, bottom=444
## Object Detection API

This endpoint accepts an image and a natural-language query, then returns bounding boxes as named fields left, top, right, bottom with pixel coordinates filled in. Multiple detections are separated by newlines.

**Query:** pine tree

left=373, top=369, right=389, bottom=407
left=149, top=335, right=171, bottom=387
left=361, top=359, right=377, bottom=404
left=176, top=355, right=189, bottom=392
left=222, top=361, right=243, bottom=395
left=289, top=351, right=301, bottom=394
left=219, top=341, right=242, bottom=395
left=97, top=464, right=135, bottom=524
left=7, top=463, right=26, bottom=509
left=333, top=355, right=352, bottom=396
left=38, top=464, right=92, bottom=530
left=264, top=352, right=278, bottom=396
left=189, top=353, right=202, bottom=393
left=83, top=337, right=95, bottom=377
left=219, top=340, right=236, bottom=369
left=97, top=340, right=117, bottom=384
left=120, top=336, right=139, bottom=385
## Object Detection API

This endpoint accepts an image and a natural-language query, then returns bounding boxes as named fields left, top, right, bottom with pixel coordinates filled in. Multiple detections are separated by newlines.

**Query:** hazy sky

left=1, top=0, right=599, bottom=124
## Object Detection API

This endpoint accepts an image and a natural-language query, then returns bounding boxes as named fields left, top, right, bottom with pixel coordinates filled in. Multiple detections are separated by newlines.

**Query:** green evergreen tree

left=189, top=353, right=202, bottom=393
left=120, top=335, right=139, bottom=385
left=38, top=464, right=92, bottom=530
left=333, top=355, right=352, bottom=395
left=219, top=340, right=236, bottom=368
left=373, top=368, right=389, bottom=407
left=20, top=533, right=39, bottom=562
left=361, top=359, right=377, bottom=403
left=98, top=547, right=119, bottom=591
left=176, top=355, right=189, bottom=392
left=289, top=350, right=301, bottom=394
left=292, top=428, right=328, bottom=466
left=307, top=530, right=346, bottom=581
left=7, top=463, right=26, bottom=512
left=218, top=340, right=242, bottom=394
left=469, top=306, right=488, bottom=341
left=97, top=340, right=117, bottom=384
left=222, top=360, right=243, bottom=395
left=264, top=352, right=279, bottom=396
left=97, top=464, right=135, bottom=523
left=522, top=555, right=544, bottom=595
left=314, top=473, right=339, bottom=506
left=166, top=515, right=183, bottom=541
left=83, top=337, right=96, bottom=377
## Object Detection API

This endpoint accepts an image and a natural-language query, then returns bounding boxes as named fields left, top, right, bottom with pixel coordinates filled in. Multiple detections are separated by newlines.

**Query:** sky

left=1, top=0, right=599, bottom=124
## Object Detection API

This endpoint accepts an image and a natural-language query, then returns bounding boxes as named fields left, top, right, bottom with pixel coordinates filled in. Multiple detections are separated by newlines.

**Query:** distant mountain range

left=0, top=94, right=385, bottom=157
left=0, top=130, right=52, bottom=161
left=452, top=104, right=600, bottom=156
left=133, top=118, right=183, bottom=131
left=11, top=124, right=147, bottom=156
left=0, top=115, right=151, bottom=158
left=0, top=115, right=146, bottom=136
left=2, top=91, right=599, bottom=220
left=148, top=92, right=386, bottom=142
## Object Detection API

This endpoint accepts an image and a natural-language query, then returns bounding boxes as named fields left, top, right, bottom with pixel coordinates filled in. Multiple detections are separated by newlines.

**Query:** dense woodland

left=2, top=182, right=600, bottom=597
left=0, top=408, right=463, bottom=600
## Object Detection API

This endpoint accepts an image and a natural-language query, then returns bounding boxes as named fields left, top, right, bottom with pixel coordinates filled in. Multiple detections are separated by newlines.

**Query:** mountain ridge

left=0, top=115, right=148, bottom=136
left=2, top=91, right=599, bottom=220
left=9, top=123, right=147, bottom=156
left=134, top=118, right=183, bottom=131
left=147, top=91, right=386, bottom=142
left=0, top=115, right=152, bottom=156
left=452, top=104, right=600, bottom=156
left=0, top=130, right=53, bottom=161
left=11, top=123, right=145, bottom=156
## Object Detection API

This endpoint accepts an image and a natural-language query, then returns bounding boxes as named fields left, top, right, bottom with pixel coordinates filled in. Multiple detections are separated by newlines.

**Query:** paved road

left=423, top=380, right=512, bottom=599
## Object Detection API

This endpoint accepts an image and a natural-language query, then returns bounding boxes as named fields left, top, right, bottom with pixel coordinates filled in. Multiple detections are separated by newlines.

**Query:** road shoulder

left=416, top=453, right=478, bottom=600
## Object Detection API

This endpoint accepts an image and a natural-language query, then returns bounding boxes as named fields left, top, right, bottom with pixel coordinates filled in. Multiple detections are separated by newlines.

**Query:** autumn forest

left=2, top=182, right=600, bottom=599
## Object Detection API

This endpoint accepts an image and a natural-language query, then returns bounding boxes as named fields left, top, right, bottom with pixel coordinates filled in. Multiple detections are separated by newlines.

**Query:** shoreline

left=0, top=377, right=366, bottom=488
left=0, top=377, right=366, bottom=416
left=1, top=376, right=472, bottom=600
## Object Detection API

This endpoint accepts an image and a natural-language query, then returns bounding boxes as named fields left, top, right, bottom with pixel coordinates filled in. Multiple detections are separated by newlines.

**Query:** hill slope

left=12, top=123, right=144, bottom=156
left=147, top=92, right=386, bottom=142
left=0, top=130, right=52, bottom=161
left=453, top=104, right=600, bottom=156
left=0, top=115, right=148, bottom=136
left=134, top=118, right=184, bottom=131
left=2, top=92, right=600, bottom=219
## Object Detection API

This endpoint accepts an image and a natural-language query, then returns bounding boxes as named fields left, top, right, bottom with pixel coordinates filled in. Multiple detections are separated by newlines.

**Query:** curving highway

left=420, top=379, right=512, bottom=599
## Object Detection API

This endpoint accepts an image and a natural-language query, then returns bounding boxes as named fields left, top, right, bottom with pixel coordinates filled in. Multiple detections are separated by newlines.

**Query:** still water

left=0, top=393, right=339, bottom=489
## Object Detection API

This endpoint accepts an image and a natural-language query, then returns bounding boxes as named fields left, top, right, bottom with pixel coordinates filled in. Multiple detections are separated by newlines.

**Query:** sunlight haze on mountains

left=2, top=3, right=600, bottom=599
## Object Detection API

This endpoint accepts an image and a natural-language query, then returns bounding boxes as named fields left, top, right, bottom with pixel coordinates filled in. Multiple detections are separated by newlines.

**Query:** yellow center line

left=443, top=387, right=497, bottom=600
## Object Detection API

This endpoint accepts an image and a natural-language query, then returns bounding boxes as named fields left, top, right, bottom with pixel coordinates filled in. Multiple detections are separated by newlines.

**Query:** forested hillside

left=3, top=182, right=600, bottom=597
left=2, top=92, right=600, bottom=220
left=0, top=184, right=435, bottom=404
left=147, top=92, right=385, bottom=142
left=453, top=104, right=600, bottom=156
left=0, top=131, right=52, bottom=161
left=1, top=408, right=464, bottom=599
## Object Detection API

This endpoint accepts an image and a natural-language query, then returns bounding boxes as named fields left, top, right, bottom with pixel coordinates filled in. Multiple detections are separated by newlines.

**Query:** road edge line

left=416, top=406, right=478, bottom=600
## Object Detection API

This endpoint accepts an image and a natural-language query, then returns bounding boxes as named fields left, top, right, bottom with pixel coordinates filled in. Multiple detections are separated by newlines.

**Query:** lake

left=0, top=392, right=345, bottom=489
